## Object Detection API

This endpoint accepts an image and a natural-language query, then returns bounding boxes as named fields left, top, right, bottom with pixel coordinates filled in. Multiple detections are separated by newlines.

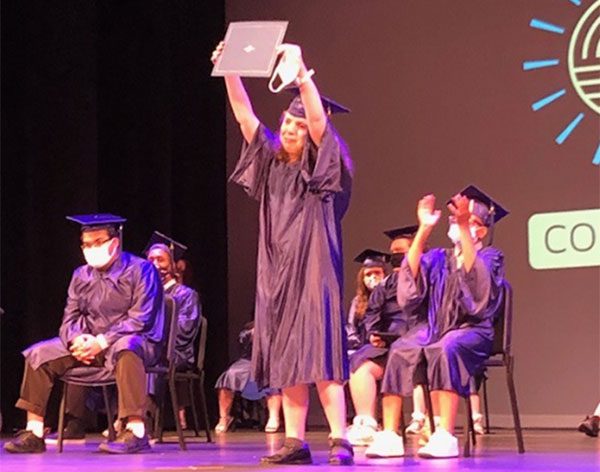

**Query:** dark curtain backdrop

left=1, top=1, right=227, bottom=430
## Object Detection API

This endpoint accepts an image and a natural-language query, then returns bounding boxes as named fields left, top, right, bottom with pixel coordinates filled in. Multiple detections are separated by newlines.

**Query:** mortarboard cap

left=285, top=87, right=350, bottom=118
left=354, top=249, right=390, bottom=268
left=144, top=231, right=188, bottom=262
left=66, top=214, right=126, bottom=233
left=383, top=225, right=419, bottom=241
left=455, top=185, right=509, bottom=226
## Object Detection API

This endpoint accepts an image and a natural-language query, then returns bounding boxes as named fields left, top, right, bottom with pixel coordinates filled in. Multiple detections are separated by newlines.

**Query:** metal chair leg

left=506, top=357, right=525, bottom=453
left=482, top=375, right=491, bottom=434
left=463, top=396, right=472, bottom=457
left=188, top=379, right=200, bottom=437
left=57, top=383, right=67, bottom=453
left=102, top=386, right=116, bottom=441
left=423, top=383, right=436, bottom=434
left=198, top=372, right=212, bottom=442
left=400, top=401, right=407, bottom=443
left=169, top=374, right=187, bottom=450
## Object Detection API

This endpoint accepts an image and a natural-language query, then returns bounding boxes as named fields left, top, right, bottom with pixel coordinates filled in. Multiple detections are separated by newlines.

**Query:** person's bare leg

left=218, top=388, right=234, bottom=419
left=349, top=362, right=383, bottom=418
left=178, top=407, right=187, bottom=430
left=413, top=385, right=426, bottom=417
left=316, top=380, right=348, bottom=439
left=282, top=384, right=309, bottom=440
left=265, top=394, right=282, bottom=430
left=436, top=390, right=459, bottom=434
left=381, top=394, right=403, bottom=432
left=470, top=393, right=481, bottom=416
left=216, top=388, right=235, bottom=431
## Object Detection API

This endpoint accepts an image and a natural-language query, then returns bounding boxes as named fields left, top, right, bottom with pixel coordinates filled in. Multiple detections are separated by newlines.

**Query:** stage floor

left=0, top=429, right=598, bottom=471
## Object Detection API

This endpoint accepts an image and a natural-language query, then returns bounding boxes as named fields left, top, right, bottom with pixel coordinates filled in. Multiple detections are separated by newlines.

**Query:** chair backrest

left=490, top=280, right=513, bottom=357
left=195, top=315, right=208, bottom=372
left=157, top=295, right=178, bottom=368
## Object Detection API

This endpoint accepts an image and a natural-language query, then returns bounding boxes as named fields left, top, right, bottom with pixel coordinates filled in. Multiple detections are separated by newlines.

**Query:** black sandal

left=260, top=437, right=312, bottom=465
left=328, top=437, right=354, bottom=465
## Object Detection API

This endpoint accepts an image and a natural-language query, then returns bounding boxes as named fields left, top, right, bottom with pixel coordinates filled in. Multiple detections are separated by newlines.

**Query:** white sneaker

left=347, top=415, right=378, bottom=446
left=417, top=428, right=459, bottom=458
left=365, top=430, right=405, bottom=458
left=472, top=413, right=485, bottom=435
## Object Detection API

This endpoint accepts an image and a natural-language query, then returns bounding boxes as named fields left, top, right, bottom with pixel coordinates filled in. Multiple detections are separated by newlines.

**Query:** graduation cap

left=285, top=87, right=350, bottom=118
left=354, top=248, right=389, bottom=268
left=450, top=185, right=509, bottom=246
left=453, top=185, right=509, bottom=227
left=144, top=231, right=188, bottom=262
left=383, top=225, right=419, bottom=241
left=66, top=213, right=126, bottom=234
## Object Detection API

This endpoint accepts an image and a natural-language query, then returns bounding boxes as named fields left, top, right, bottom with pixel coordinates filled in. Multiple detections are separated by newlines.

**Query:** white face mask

left=83, top=239, right=116, bottom=268
left=268, top=45, right=301, bottom=93
left=363, top=274, right=383, bottom=290
left=447, top=223, right=478, bottom=245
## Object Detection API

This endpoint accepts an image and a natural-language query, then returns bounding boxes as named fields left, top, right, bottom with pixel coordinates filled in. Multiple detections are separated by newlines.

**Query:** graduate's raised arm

left=211, top=41, right=259, bottom=144
left=447, top=194, right=477, bottom=273
left=407, top=195, right=440, bottom=279
left=277, top=44, right=327, bottom=146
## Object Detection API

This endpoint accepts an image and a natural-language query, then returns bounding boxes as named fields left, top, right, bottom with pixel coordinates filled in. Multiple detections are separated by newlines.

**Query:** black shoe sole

left=260, top=455, right=313, bottom=465
left=329, top=457, right=354, bottom=465
left=4, top=446, right=46, bottom=454
left=98, top=442, right=152, bottom=454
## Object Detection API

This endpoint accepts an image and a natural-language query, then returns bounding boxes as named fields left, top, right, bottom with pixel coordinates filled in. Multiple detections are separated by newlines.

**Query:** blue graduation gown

left=382, top=247, right=504, bottom=397
left=23, top=252, right=164, bottom=382
left=230, top=123, right=352, bottom=389
left=164, top=281, right=201, bottom=367
left=349, top=272, right=427, bottom=372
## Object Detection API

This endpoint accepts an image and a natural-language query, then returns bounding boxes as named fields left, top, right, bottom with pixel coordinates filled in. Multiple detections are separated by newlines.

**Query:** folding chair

left=156, top=315, right=212, bottom=443
left=57, top=297, right=182, bottom=451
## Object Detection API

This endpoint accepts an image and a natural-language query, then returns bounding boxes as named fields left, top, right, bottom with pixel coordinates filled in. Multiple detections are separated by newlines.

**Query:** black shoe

left=4, top=430, right=46, bottom=454
left=45, top=420, right=86, bottom=445
left=260, top=437, right=312, bottom=465
left=98, top=429, right=151, bottom=454
left=328, top=438, right=354, bottom=465
left=578, top=416, right=599, bottom=437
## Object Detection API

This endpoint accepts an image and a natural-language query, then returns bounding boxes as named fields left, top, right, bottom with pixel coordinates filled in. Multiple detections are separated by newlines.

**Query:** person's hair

left=175, top=258, right=192, bottom=286
left=353, top=267, right=371, bottom=321
left=82, top=225, right=119, bottom=239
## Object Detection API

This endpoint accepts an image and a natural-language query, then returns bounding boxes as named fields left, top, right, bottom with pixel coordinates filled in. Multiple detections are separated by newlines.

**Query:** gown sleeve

left=363, top=282, right=388, bottom=336
left=175, top=289, right=201, bottom=362
left=229, top=124, right=276, bottom=200
left=456, top=247, right=504, bottom=319
left=346, top=297, right=363, bottom=350
left=101, top=261, right=164, bottom=346
left=59, top=268, right=89, bottom=345
left=396, top=249, right=442, bottom=312
left=300, top=122, right=345, bottom=194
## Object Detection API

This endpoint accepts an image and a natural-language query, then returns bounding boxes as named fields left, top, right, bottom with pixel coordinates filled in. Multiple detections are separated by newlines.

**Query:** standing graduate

left=212, top=41, right=353, bottom=465
left=368, top=186, right=507, bottom=459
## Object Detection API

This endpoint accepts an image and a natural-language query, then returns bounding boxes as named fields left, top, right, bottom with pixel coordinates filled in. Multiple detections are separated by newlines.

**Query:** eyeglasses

left=81, top=238, right=112, bottom=250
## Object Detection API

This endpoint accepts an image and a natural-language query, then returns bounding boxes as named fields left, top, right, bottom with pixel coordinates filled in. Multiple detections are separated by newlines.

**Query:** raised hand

left=417, top=194, right=441, bottom=228
left=447, top=194, right=471, bottom=226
